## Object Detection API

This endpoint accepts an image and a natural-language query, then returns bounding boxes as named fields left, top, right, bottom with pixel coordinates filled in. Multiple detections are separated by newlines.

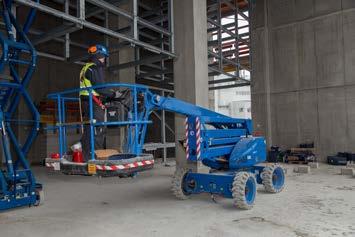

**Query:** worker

left=79, top=44, right=111, bottom=161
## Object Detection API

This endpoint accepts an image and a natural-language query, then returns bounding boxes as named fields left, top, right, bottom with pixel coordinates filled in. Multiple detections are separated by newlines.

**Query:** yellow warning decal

left=88, top=163, right=96, bottom=175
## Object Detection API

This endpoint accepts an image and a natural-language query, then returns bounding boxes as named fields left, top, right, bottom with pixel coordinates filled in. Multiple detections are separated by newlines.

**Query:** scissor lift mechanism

left=47, top=83, right=285, bottom=209
left=0, top=0, right=43, bottom=211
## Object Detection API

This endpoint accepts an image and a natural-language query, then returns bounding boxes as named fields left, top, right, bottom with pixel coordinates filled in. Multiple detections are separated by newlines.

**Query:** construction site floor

left=0, top=163, right=354, bottom=237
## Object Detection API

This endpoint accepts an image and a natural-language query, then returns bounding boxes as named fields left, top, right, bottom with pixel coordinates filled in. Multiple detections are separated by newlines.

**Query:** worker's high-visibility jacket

left=79, top=62, right=99, bottom=96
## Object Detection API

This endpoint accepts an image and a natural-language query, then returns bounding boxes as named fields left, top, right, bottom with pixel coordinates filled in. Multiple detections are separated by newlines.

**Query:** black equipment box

left=327, top=156, right=347, bottom=166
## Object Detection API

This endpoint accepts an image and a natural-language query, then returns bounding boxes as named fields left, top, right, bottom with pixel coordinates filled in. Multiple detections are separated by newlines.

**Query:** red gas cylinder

left=51, top=153, right=60, bottom=159
left=72, top=150, right=84, bottom=163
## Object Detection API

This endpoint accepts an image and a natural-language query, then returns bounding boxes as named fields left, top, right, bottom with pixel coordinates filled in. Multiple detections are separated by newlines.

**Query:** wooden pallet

left=290, top=147, right=315, bottom=153
left=287, top=160, right=309, bottom=164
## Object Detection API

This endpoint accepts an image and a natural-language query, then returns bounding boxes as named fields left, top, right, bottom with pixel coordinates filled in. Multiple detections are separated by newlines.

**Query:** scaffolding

left=2, top=0, right=175, bottom=162
left=0, top=0, right=250, bottom=161
left=106, top=0, right=174, bottom=91
left=207, top=0, right=251, bottom=90
left=12, top=0, right=175, bottom=71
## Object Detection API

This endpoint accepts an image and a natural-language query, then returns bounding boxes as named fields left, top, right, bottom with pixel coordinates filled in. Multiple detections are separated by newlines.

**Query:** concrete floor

left=0, top=163, right=354, bottom=237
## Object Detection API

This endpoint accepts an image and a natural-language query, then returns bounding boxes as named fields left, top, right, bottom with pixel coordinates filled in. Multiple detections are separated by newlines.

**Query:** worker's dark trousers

left=80, top=98, right=106, bottom=161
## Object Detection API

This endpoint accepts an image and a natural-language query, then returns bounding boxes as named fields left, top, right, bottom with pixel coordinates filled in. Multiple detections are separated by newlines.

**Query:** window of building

left=236, top=91, right=251, bottom=96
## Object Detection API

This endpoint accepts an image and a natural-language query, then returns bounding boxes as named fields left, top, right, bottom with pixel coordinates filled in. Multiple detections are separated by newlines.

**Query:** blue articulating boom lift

left=148, top=88, right=286, bottom=209
left=48, top=83, right=285, bottom=209
left=0, top=0, right=43, bottom=210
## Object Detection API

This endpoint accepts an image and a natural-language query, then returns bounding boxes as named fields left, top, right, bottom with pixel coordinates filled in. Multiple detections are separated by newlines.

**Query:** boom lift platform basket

left=45, top=84, right=155, bottom=177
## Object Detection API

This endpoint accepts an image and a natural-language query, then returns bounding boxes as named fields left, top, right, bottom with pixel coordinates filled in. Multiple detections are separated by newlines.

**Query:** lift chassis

left=150, top=90, right=285, bottom=209
left=49, top=83, right=285, bottom=209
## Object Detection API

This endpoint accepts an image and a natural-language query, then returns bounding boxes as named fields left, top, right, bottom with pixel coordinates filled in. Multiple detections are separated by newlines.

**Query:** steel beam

left=208, top=66, right=249, bottom=83
left=133, top=0, right=138, bottom=39
left=77, top=0, right=85, bottom=19
left=207, top=17, right=237, bottom=38
left=108, top=55, right=170, bottom=72
left=208, top=77, right=248, bottom=84
left=208, top=35, right=249, bottom=47
left=208, top=23, right=249, bottom=33
left=168, top=0, right=174, bottom=53
left=64, top=0, right=70, bottom=58
left=0, top=20, right=88, bottom=50
left=14, top=0, right=175, bottom=57
left=86, top=0, right=170, bottom=36
left=208, top=50, right=249, bottom=71
left=137, top=69, right=173, bottom=79
left=33, top=23, right=78, bottom=45
left=209, top=82, right=250, bottom=90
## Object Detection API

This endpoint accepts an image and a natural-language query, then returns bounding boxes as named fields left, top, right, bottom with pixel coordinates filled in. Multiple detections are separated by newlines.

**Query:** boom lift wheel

left=261, top=164, right=285, bottom=193
left=34, top=189, right=44, bottom=206
left=171, top=167, right=191, bottom=200
left=232, top=172, right=257, bottom=210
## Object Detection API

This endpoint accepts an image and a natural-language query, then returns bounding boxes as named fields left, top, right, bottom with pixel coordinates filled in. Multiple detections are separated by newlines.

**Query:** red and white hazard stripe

left=95, top=159, right=154, bottom=171
left=185, top=117, right=189, bottom=160
left=45, top=162, right=57, bottom=168
left=195, top=117, right=201, bottom=160
left=45, top=162, right=60, bottom=171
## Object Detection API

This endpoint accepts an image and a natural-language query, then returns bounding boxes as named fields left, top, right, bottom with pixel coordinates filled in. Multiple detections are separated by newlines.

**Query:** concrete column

left=173, top=0, right=209, bottom=169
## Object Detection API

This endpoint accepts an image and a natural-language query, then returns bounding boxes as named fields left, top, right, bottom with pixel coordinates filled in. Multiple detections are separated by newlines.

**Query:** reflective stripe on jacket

left=79, top=62, right=99, bottom=96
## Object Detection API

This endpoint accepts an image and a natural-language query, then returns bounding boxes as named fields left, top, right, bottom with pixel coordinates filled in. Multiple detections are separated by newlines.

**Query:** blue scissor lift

left=0, top=0, right=43, bottom=211
left=47, top=83, right=285, bottom=209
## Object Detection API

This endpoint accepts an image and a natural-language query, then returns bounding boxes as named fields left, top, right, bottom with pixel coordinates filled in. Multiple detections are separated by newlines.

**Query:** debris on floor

left=340, top=168, right=354, bottom=176
left=309, top=162, right=319, bottom=169
left=293, top=165, right=310, bottom=174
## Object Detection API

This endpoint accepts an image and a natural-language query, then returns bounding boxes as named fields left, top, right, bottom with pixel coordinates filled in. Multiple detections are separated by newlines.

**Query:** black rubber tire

left=232, top=172, right=257, bottom=210
left=34, top=189, right=44, bottom=206
left=171, top=167, right=190, bottom=200
left=261, top=164, right=285, bottom=193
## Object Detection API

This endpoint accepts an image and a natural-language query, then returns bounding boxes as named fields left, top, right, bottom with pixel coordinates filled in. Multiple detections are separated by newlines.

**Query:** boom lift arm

left=146, top=93, right=266, bottom=170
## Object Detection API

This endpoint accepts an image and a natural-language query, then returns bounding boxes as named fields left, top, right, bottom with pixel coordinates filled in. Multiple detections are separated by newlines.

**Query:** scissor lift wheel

left=232, top=172, right=257, bottom=210
left=171, top=167, right=191, bottom=200
left=261, top=164, right=285, bottom=193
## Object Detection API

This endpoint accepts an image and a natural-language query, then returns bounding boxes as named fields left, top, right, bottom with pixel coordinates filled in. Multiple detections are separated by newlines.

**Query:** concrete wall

left=251, top=0, right=355, bottom=161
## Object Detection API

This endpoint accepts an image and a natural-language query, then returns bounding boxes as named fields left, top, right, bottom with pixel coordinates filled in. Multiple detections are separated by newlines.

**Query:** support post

left=161, top=91, right=167, bottom=163
left=78, top=0, right=85, bottom=20
left=64, top=0, right=70, bottom=59
left=133, top=0, right=138, bottom=40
